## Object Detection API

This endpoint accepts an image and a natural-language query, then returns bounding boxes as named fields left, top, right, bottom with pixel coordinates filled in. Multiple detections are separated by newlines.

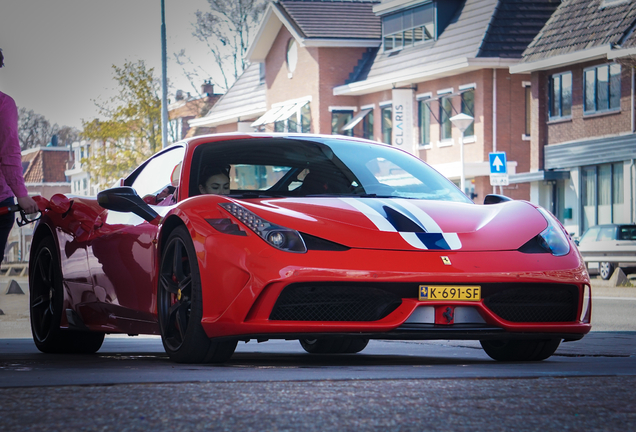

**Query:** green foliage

left=81, top=61, right=162, bottom=190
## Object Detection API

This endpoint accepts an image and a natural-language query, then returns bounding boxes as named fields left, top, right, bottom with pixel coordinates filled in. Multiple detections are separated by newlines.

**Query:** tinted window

left=619, top=226, right=636, bottom=240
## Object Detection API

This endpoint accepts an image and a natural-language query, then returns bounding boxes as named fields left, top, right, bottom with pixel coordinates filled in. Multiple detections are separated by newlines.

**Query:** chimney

left=175, top=90, right=184, bottom=101
left=201, top=80, right=214, bottom=96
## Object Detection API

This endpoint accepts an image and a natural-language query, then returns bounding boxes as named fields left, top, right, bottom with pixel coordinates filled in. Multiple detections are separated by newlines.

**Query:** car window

left=579, top=226, right=600, bottom=244
left=618, top=226, right=636, bottom=240
left=188, top=137, right=471, bottom=202
left=233, top=165, right=293, bottom=190
left=128, top=146, right=186, bottom=198
left=598, top=226, right=615, bottom=241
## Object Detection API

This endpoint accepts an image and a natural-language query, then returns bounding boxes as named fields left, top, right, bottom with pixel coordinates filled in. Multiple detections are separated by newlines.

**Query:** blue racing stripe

left=415, top=232, right=451, bottom=250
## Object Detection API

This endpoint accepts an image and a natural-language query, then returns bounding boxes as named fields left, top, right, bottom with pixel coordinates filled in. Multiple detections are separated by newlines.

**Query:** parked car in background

left=576, top=224, right=636, bottom=280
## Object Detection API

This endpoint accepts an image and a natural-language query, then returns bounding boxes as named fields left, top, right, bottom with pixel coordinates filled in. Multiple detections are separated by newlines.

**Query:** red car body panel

left=31, top=133, right=592, bottom=348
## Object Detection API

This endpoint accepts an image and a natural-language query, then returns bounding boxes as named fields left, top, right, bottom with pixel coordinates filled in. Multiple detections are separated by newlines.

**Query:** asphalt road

left=1, top=333, right=635, bottom=431
left=1, top=285, right=635, bottom=431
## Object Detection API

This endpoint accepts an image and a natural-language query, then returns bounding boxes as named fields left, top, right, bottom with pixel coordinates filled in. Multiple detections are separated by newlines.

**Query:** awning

left=341, top=108, right=372, bottom=131
left=251, top=105, right=287, bottom=127
left=251, top=101, right=300, bottom=127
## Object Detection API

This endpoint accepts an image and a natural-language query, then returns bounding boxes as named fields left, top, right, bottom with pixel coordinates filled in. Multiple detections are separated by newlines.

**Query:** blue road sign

left=489, top=152, right=507, bottom=174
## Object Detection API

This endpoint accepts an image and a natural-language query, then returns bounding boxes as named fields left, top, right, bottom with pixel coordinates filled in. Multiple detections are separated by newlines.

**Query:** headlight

left=219, top=202, right=307, bottom=253
left=536, top=207, right=570, bottom=257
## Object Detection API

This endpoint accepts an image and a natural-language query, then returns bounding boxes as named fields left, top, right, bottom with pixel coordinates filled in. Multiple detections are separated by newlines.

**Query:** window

left=584, top=63, right=621, bottom=114
left=168, top=118, right=183, bottom=143
left=381, top=106, right=392, bottom=144
left=259, top=62, right=266, bottom=84
left=440, top=97, right=452, bottom=141
left=383, top=3, right=435, bottom=51
left=271, top=102, right=311, bottom=133
left=300, top=103, right=311, bottom=133
left=127, top=146, right=186, bottom=198
left=524, top=85, right=532, bottom=136
left=418, top=98, right=431, bottom=146
left=549, top=72, right=572, bottom=119
left=331, top=111, right=353, bottom=136
left=581, top=162, right=626, bottom=231
left=460, top=89, right=475, bottom=136
left=363, top=110, right=374, bottom=140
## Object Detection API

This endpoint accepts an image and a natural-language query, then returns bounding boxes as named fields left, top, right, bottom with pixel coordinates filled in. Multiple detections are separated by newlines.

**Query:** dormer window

left=382, top=2, right=435, bottom=51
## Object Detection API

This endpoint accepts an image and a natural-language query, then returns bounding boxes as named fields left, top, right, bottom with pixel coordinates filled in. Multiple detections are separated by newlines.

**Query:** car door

left=86, top=146, right=186, bottom=330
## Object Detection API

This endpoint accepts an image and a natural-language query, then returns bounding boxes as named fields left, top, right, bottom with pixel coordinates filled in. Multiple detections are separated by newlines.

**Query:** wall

left=544, top=61, right=632, bottom=145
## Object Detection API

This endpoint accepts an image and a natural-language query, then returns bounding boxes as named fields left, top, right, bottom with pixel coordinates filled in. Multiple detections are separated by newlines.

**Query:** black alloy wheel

left=30, top=236, right=104, bottom=354
left=480, top=338, right=561, bottom=362
left=158, top=226, right=236, bottom=363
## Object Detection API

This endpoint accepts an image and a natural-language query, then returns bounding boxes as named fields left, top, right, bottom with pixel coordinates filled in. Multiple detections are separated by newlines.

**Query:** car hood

left=235, top=197, right=548, bottom=252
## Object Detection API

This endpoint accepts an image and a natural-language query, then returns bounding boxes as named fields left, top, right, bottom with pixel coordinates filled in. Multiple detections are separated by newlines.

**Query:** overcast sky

left=0, top=0, right=217, bottom=129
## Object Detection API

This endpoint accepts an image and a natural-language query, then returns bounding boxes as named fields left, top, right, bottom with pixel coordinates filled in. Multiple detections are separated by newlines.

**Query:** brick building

left=510, top=0, right=636, bottom=236
left=192, top=0, right=558, bottom=202
left=168, top=81, right=223, bottom=140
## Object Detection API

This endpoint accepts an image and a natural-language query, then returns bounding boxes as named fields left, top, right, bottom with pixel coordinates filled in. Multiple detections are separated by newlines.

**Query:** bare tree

left=187, top=0, right=268, bottom=92
left=18, top=108, right=52, bottom=150
left=18, top=107, right=81, bottom=150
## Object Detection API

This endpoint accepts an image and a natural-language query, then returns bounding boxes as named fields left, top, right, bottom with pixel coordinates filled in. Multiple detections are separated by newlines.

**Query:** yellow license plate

left=419, top=285, right=481, bottom=301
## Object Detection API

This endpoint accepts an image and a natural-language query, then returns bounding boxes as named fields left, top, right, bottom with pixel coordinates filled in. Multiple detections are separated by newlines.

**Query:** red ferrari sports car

left=29, top=133, right=591, bottom=363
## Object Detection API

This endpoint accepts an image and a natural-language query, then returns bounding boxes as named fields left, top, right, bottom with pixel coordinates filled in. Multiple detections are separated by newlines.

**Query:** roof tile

left=278, top=0, right=381, bottom=39
left=521, top=0, right=636, bottom=62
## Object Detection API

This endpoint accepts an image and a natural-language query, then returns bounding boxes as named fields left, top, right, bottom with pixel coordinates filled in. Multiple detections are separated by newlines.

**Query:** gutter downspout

left=492, top=68, right=498, bottom=194
left=629, top=67, right=636, bottom=223
left=632, top=67, right=636, bottom=133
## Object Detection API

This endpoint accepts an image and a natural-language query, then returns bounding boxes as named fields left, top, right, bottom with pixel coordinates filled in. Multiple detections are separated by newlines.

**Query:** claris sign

left=392, top=88, right=415, bottom=155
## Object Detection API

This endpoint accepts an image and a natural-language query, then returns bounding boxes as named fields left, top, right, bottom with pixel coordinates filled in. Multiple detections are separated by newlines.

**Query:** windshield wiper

left=236, top=192, right=286, bottom=198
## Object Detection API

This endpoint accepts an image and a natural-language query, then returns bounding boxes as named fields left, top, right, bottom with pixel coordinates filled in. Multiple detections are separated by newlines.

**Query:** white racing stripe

left=340, top=198, right=396, bottom=232
left=340, top=197, right=462, bottom=250
left=389, top=198, right=442, bottom=233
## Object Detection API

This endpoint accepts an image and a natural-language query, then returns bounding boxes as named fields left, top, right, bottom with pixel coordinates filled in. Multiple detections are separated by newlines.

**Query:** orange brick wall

left=265, top=26, right=367, bottom=134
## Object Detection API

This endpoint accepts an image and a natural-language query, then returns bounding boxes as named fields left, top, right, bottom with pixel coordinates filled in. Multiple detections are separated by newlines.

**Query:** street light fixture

left=450, top=113, right=474, bottom=196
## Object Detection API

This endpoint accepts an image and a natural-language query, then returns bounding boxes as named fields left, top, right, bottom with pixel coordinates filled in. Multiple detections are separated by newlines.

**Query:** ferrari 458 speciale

left=29, top=133, right=591, bottom=363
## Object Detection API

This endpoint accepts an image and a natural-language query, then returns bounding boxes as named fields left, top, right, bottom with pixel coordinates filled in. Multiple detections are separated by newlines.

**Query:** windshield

left=189, top=135, right=471, bottom=203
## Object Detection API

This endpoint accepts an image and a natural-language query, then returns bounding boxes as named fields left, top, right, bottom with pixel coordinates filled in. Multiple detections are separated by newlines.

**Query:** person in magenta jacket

left=0, top=48, right=38, bottom=264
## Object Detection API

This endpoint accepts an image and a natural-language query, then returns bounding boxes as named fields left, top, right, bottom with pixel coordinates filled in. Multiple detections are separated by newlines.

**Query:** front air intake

left=483, top=285, right=578, bottom=322
left=270, top=284, right=402, bottom=321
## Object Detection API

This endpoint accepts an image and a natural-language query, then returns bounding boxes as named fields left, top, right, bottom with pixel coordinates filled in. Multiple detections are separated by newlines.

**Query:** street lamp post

left=161, top=0, right=169, bottom=149
left=450, top=113, right=474, bottom=195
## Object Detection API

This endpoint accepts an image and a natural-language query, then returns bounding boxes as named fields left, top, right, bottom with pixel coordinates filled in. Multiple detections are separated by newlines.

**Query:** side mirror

left=484, top=194, right=512, bottom=205
left=97, top=186, right=159, bottom=222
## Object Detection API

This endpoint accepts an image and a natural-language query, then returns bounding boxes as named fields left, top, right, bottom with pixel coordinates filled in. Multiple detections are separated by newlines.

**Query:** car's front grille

left=269, top=284, right=402, bottom=321
left=482, top=284, right=579, bottom=323
left=268, top=282, right=580, bottom=323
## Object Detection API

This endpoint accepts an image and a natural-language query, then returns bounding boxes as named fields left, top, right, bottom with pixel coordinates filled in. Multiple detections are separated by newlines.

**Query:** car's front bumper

left=198, top=244, right=592, bottom=340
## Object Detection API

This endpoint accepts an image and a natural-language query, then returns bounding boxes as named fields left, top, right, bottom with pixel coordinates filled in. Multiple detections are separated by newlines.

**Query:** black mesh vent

left=483, top=285, right=578, bottom=323
left=270, top=284, right=402, bottom=321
